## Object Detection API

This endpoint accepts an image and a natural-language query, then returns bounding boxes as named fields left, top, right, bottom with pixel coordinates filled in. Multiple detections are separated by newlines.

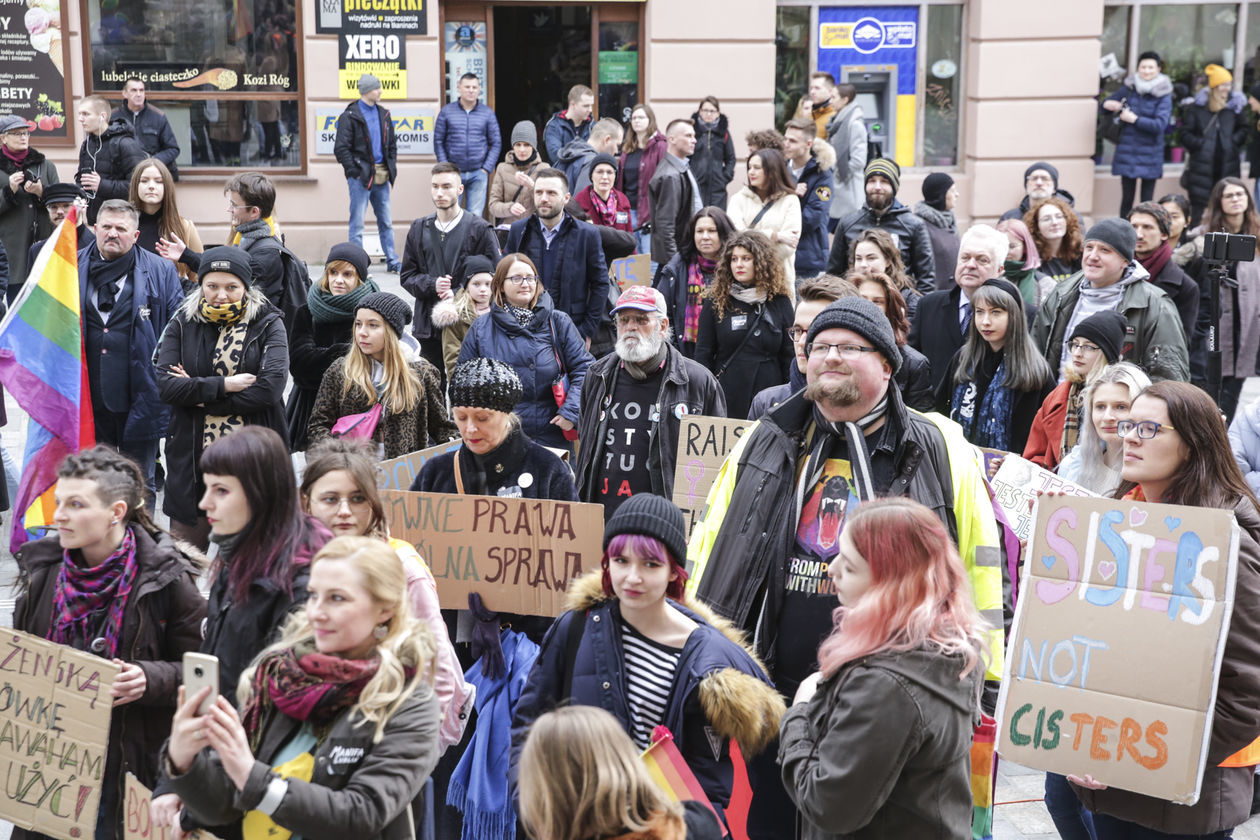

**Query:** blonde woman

left=518, top=706, right=723, bottom=840
left=307, top=291, right=457, bottom=458
left=160, top=536, right=441, bottom=839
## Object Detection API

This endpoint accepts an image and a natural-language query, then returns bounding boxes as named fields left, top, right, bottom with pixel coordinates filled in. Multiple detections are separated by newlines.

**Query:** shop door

left=492, top=5, right=592, bottom=158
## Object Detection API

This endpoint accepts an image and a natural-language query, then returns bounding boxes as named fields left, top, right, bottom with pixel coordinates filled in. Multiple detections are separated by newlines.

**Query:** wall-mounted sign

left=0, top=0, right=72, bottom=143
left=444, top=22, right=486, bottom=103
left=316, top=0, right=426, bottom=35
left=315, top=106, right=434, bottom=154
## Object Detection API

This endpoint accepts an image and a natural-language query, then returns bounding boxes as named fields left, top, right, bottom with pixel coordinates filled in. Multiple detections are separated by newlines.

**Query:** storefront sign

left=0, top=631, right=120, bottom=840
left=382, top=490, right=603, bottom=615
left=997, top=496, right=1239, bottom=804
left=598, top=51, right=637, bottom=85
left=315, top=106, right=434, bottom=155
left=316, top=0, right=425, bottom=35
left=672, top=416, right=748, bottom=536
left=0, top=0, right=71, bottom=143
left=339, top=32, right=407, bottom=99
left=444, top=22, right=487, bottom=103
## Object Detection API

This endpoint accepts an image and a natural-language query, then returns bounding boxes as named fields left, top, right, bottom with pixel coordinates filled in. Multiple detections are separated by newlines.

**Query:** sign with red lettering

left=382, top=490, right=604, bottom=615
left=996, top=496, right=1239, bottom=803
left=124, top=774, right=221, bottom=840
left=0, top=630, right=120, bottom=840
left=671, top=416, right=748, bottom=537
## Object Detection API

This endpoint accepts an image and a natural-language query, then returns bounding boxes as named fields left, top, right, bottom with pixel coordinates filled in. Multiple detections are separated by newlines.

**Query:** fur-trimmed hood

left=808, top=137, right=836, bottom=172
left=564, top=570, right=785, bottom=755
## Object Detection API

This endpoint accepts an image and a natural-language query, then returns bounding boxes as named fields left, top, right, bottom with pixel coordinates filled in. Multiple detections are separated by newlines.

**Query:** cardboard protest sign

left=990, top=454, right=1096, bottom=541
left=124, top=774, right=221, bottom=840
left=382, top=490, right=604, bottom=615
left=0, top=630, right=120, bottom=840
left=377, top=441, right=464, bottom=490
left=610, top=254, right=652, bottom=292
left=996, top=496, right=1239, bottom=803
left=671, top=416, right=749, bottom=537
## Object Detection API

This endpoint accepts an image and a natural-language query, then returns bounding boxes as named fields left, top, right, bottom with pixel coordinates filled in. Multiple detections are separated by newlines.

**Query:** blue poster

left=816, top=6, right=918, bottom=96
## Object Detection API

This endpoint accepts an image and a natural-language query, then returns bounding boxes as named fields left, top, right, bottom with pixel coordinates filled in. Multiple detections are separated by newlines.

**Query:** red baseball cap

left=611, top=285, right=667, bottom=315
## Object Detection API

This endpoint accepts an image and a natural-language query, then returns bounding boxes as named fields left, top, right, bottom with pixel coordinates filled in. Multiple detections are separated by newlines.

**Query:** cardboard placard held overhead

left=383, top=490, right=604, bottom=615
left=610, top=253, right=652, bottom=292
left=124, top=774, right=222, bottom=840
left=990, top=454, right=1097, bottom=541
left=0, top=630, right=120, bottom=840
left=377, top=441, right=465, bottom=491
left=996, top=496, right=1239, bottom=804
left=671, top=416, right=749, bottom=537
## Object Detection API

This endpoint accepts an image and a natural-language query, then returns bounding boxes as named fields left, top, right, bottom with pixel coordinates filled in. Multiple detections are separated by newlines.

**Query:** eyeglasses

left=1116, top=419, right=1177, bottom=439
left=805, top=342, right=880, bottom=361
left=4, top=129, right=30, bottom=138
left=505, top=275, right=538, bottom=286
left=788, top=326, right=809, bottom=343
left=227, top=201, right=252, bottom=211
left=1068, top=340, right=1101, bottom=355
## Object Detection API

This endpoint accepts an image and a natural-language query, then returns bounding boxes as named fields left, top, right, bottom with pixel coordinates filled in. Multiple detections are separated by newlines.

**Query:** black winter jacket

left=0, top=146, right=57, bottom=292
left=333, top=99, right=398, bottom=186
left=156, top=299, right=290, bottom=524
left=694, top=295, right=794, bottom=421
left=400, top=212, right=501, bottom=339
left=505, top=214, right=610, bottom=339
left=690, top=113, right=736, bottom=209
left=826, top=201, right=936, bottom=291
left=897, top=344, right=934, bottom=412
left=574, top=345, right=727, bottom=502
left=77, top=118, right=146, bottom=223
left=14, top=528, right=205, bottom=840
left=1145, top=257, right=1200, bottom=342
left=654, top=252, right=714, bottom=356
left=111, top=103, right=180, bottom=176
left=414, top=426, right=577, bottom=500
left=1181, top=96, right=1249, bottom=210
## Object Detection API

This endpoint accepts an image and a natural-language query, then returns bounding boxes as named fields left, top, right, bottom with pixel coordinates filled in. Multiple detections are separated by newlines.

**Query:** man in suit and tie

left=909, top=224, right=1007, bottom=393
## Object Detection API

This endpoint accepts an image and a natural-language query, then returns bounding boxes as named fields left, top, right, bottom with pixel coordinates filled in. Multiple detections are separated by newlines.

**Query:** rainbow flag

left=0, top=209, right=94, bottom=551
left=641, top=725, right=728, bottom=837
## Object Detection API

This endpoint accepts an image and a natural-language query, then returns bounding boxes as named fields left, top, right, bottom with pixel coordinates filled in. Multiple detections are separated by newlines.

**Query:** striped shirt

left=621, top=618, right=685, bottom=748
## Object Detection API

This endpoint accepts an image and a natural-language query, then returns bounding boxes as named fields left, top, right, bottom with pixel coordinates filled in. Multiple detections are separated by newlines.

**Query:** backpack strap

left=561, top=609, right=587, bottom=703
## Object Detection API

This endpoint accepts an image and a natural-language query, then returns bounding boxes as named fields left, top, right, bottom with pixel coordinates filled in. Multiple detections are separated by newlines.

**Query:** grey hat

left=510, top=121, right=538, bottom=147
left=449, top=358, right=523, bottom=414
left=357, top=291, right=412, bottom=337
left=0, top=115, right=30, bottom=135
left=805, top=297, right=902, bottom=374
left=357, top=73, right=382, bottom=94
left=198, top=245, right=253, bottom=287
left=1084, top=217, right=1137, bottom=263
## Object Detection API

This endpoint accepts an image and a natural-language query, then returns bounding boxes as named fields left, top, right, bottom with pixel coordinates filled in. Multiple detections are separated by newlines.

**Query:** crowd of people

left=3, top=60, right=1260, bottom=840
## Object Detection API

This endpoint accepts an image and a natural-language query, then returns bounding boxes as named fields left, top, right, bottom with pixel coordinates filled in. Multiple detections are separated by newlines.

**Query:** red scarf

left=1137, top=242, right=1172, bottom=283
left=1, top=146, right=29, bottom=167
left=587, top=189, right=619, bottom=227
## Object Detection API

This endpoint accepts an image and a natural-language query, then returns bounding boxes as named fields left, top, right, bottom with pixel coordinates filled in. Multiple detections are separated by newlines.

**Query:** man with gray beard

left=574, top=285, right=725, bottom=514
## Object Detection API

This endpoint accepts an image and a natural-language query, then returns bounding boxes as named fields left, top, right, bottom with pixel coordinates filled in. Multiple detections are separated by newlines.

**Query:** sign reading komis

left=997, top=496, right=1239, bottom=804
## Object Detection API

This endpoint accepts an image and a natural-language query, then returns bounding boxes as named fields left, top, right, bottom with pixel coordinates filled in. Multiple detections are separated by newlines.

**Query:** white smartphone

left=182, top=652, right=219, bottom=716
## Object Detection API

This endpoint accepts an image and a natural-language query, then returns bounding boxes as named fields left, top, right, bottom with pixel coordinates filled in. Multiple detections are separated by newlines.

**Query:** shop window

left=84, top=0, right=302, bottom=169
left=775, top=6, right=811, bottom=131
left=922, top=4, right=962, bottom=166
left=1096, top=5, right=1131, bottom=164
left=1138, top=4, right=1235, bottom=97
left=597, top=20, right=639, bottom=123
left=1244, top=3, right=1260, bottom=93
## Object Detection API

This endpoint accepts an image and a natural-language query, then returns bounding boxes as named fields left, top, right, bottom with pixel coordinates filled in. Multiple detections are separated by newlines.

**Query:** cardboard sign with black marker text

left=671, top=416, right=749, bottom=537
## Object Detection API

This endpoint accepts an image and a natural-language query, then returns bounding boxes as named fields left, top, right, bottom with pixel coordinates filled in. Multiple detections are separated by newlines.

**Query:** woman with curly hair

left=850, top=270, right=933, bottom=411
left=848, top=227, right=922, bottom=322
left=695, top=229, right=795, bottom=418
left=1025, top=197, right=1082, bottom=281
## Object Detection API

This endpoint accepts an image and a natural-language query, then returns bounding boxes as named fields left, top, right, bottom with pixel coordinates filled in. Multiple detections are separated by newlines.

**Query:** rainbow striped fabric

left=0, top=211, right=95, bottom=551
left=641, top=725, right=728, bottom=837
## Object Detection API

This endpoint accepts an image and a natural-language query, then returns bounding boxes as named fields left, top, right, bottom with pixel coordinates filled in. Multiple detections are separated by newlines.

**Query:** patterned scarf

left=242, top=640, right=397, bottom=752
left=505, top=304, right=534, bottom=326
left=684, top=257, right=715, bottom=344
left=231, top=217, right=273, bottom=249
left=307, top=278, right=380, bottom=326
left=952, top=356, right=1016, bottom=450
left=1059, top=381, right=1085, bottom=458
left=202, top=302, right=250, bottom=447
left=587, top=189, right=619, bottom=227
left=48, top=527, right=139, bottom=659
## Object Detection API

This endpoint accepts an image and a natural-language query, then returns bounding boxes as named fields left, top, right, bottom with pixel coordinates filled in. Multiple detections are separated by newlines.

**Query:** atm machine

left=841, top=64, right=897, bottom=159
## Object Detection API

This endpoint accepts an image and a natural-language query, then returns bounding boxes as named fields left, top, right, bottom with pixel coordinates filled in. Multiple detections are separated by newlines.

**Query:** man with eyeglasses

left=573, top=285, right=724, bottom=515
left=999, top=161, right=1081, bottom=223
left=910, top=224, right=1008, bottom=392
left=400, top=161, right=501, bottom=387
left=1032, top=217, right=1188, bottom=383
left=687, top=295, right=1006, bottom=840
left=0, top=114, right=60, bottom=293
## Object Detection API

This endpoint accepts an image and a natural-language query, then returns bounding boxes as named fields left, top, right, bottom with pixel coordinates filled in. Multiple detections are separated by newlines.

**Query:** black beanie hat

left=1084, top=217, right=1137, bottom=263
left=326, top=242, right=370, bottom=282
left=805, top=296, right=902, bottom=374
left=1070, top=310, right=1128, bottom=364
left=589, top=153, right=619, bottom=177
left=448, top=358, right=523, bottom=413
left=198, top=245, right=253, bottom=287
left=463, top=254, right=496, bottom=282
left=603, top=493, right=688, bottom=566
left=357, top=291, right=412, bottom=337
left=922, top=172, right=955, bottom=211
left=1025, top=161, right=1060, bottom=191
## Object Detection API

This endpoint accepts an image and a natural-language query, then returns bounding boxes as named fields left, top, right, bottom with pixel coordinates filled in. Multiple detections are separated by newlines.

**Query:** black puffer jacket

left=1180, top=93, right=1249, bottom=212
left=690, top=113, right=736, bottom=209
left=826, top=202, right=936, bottom=292
left=77, top=118, right=146, bottom=223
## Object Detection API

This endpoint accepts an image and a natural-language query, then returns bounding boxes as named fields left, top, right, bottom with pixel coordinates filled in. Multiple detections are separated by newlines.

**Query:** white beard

left=617, top=331, right=664, bottom=364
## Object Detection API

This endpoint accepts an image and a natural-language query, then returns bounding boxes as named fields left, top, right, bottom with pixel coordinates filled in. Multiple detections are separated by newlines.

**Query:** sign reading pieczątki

left=383, top=490, right=603, bottom=615
left=0, top=631, right=120, bottom=840
left=996, top=495, right=1239, bottom=804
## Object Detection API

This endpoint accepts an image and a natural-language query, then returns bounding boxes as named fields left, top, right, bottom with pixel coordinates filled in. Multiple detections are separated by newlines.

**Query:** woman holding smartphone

left=14, top=446, right=205, bottom=840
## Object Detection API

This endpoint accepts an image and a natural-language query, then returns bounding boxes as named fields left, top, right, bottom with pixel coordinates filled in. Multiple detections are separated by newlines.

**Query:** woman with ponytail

left=779, top=498, right=987, bottom=839
left=14, top=446, right=206, bottom=840
left=162, top=536, right=441, bottom=840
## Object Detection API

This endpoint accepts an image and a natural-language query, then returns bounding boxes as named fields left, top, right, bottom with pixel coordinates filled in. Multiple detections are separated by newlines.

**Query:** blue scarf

left=447, top=629, right=541, bottom=840
left=951, top=356, right=1015, bottom=450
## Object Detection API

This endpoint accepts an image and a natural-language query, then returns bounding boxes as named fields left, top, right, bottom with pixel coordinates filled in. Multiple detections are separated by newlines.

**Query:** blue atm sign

left=820, top=16, right=917, bottom=54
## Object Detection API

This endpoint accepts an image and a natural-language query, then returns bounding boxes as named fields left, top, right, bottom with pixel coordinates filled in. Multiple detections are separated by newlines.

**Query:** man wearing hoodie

left=543, top=85, right=594, bottom=163
left=75, top=95, right=145, bottom=224
left=1031, top=217, right=1189, bottom=382
left=824, top=82, right=867, bottom=232
left=555, top=118, right=623, bottom=195
left=999, top=161, right=1080, bottom=223
left=782, top=118, right=834, bottom=280
left=825, top=157, right=935, bottom=291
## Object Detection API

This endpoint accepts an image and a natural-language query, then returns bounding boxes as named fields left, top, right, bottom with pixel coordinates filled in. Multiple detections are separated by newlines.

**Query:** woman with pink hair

left=779, top=498, right=987, bottom=839
left=997, top=217, right=1055, bottom=309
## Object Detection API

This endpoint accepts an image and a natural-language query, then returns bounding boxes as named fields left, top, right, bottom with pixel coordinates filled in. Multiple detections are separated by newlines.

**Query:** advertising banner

left=0, top=0, right=71, bottom=143
left=315, top=106, right=434, bottom=156
left=317, top=0, right=425, bottom=36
